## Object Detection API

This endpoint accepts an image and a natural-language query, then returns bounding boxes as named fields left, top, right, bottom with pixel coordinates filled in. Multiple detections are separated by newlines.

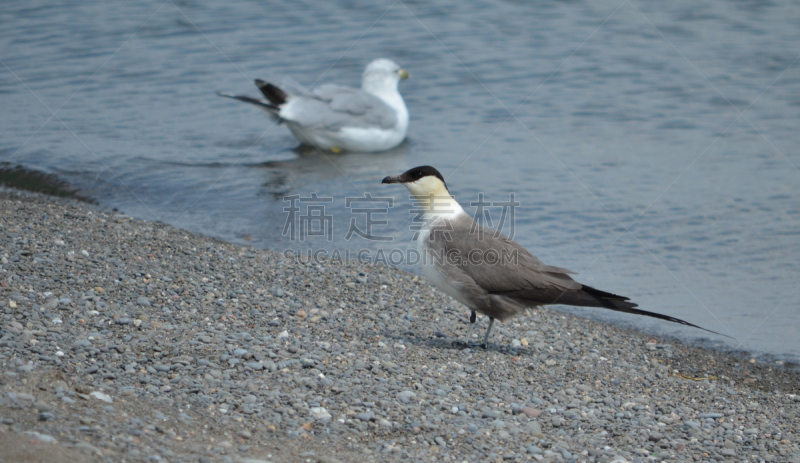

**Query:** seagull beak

left=382, top=174, right=405, bottom=184
left=399, top=69, right=410, bottom=80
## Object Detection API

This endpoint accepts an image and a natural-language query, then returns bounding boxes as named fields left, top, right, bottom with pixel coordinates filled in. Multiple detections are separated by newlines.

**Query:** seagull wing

left=294, top=84, right=398, bottom=129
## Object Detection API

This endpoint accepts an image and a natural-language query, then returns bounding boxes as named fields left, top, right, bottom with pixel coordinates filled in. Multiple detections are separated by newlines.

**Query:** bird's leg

left=466, top=309, right=476, bottom=341
left=480, top=317, right=495, bottom=349
left=453, top=309, right=477, bottom=349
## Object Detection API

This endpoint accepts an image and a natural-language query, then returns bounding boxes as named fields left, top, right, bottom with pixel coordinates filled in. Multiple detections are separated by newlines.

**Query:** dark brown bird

left=382, top=165, right=727, bottom=348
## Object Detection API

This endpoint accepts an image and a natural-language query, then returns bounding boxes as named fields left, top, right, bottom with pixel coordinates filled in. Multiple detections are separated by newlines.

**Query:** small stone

left=244, top=361, right=264, bottom=370
left=397, top=390, right=416, bottom=404
left=649, top=432, right=664, bottom=442
left=383, top=360, right=399, bottom=369
left=137, top=297, right=151, bottom=306
left=527, top=445, right=543, bottom=455
left=90, top=391, right=113, bottom=403
left=521, top=407, right=542, bottom=417
left=74, top=442, right=102, bottom=455
left=317, top=457, right=345, bottom=463
left=310, top=407, right=331, bottom=422
left=34, top=403, right=52, bottom=412
left=23, top=431, right=57, bottom=444
left=236, top=430, right=252, bottom=439
left=300, top=358, right=315, bottom=368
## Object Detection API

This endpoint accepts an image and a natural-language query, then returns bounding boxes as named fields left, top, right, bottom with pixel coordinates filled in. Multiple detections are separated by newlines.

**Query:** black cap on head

left=381, top=165, right=447, bottom=190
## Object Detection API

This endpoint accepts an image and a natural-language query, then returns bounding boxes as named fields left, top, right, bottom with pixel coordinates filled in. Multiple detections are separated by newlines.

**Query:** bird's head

left=382, top=166, right=456, bottom=214
left=362, top=59, right=409, bottom=94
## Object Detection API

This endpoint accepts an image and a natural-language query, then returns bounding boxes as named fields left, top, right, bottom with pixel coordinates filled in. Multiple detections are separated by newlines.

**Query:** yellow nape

left=330, top=147, right=342, bottom=154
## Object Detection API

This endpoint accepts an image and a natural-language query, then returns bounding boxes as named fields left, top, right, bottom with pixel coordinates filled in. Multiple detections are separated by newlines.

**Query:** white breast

left=416, top=214, right=476, bottom=308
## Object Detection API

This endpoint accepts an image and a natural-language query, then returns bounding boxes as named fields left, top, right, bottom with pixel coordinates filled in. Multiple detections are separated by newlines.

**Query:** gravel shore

left=1, top=190, right=798, bottom=463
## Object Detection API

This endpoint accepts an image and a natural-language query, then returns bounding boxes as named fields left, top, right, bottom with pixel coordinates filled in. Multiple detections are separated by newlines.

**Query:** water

left=2, top=0, right=799, bottom=362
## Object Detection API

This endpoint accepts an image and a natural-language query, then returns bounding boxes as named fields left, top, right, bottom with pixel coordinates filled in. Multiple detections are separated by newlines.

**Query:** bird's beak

left=399, top=69, right=410, bottom=80
left=382, top=174, right=404, bottom=184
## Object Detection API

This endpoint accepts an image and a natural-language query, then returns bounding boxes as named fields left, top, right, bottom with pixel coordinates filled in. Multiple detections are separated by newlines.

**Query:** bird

left=218, top=58, right=409, bottom=153
left=382, top=165, right=726, bottom=348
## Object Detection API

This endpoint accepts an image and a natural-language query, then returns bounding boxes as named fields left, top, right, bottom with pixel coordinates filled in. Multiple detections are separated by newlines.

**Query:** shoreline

left=2, top=169, right=795, bottom=366
left=1, top=190, right=798, bottom=462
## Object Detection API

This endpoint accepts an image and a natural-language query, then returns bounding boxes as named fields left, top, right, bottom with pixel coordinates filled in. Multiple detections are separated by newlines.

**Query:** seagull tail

left=581, top=285, right=733, bottom=339
left=216, top=92, right=280, bottom=113
left=255, top=79, right=289, bottom=106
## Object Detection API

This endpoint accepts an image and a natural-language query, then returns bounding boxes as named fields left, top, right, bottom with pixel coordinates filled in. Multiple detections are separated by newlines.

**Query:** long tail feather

left=582, top=285, right=733, bottom=339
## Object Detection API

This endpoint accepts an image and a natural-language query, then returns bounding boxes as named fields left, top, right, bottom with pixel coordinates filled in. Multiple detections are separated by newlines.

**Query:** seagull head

left=362, top=59, right=409, bottom=94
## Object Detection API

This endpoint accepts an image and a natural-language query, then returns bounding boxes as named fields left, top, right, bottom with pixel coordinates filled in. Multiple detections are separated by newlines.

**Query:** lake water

left=2, top=0, right=799, bottom=362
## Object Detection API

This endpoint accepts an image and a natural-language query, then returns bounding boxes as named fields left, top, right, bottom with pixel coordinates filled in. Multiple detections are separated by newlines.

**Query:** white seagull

left=382, top=166, right=726, bottom=348
left=219, top=58, right=409, bottom=153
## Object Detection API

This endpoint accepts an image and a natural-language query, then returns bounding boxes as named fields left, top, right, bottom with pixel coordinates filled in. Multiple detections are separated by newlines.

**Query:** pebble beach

left=0, top=190, right=798, bottom=463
